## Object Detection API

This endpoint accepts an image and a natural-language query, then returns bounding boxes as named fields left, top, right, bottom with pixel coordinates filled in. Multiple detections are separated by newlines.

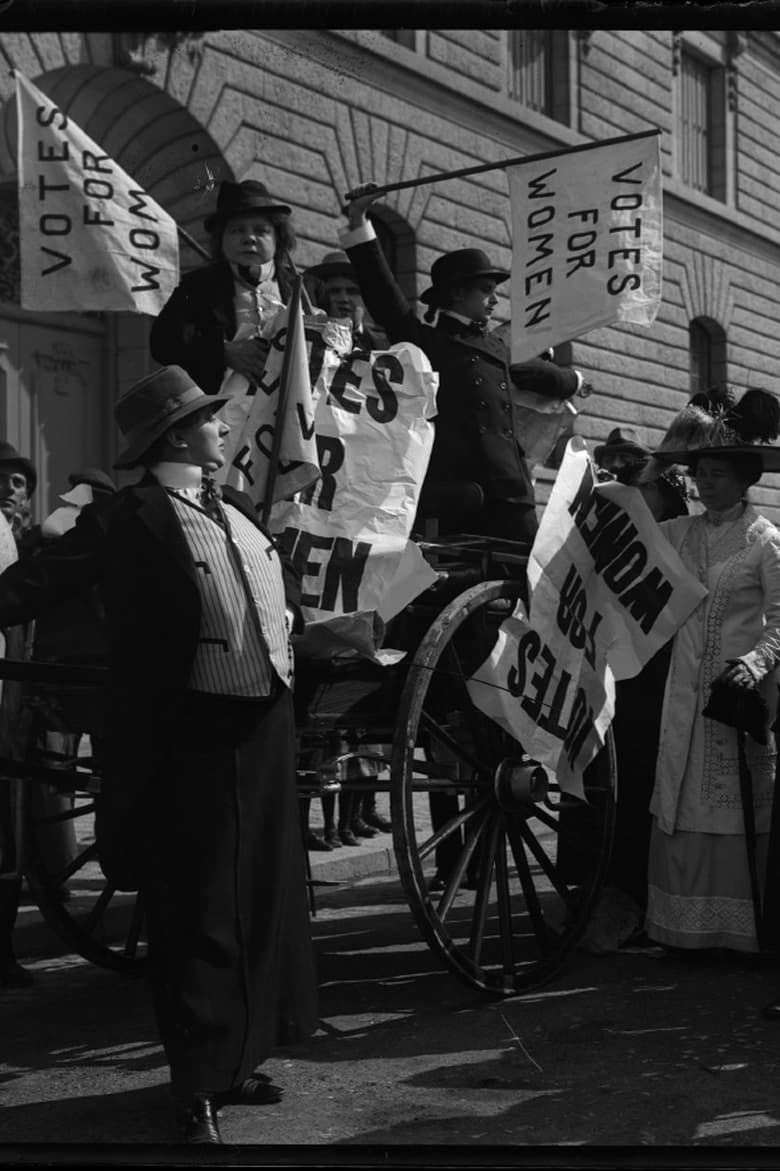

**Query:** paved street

left=4, top=859, right=780, bottom=1164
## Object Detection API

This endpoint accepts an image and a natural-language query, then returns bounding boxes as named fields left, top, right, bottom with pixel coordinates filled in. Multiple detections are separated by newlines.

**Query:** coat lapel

left=130, top=479, right=198, bottom=582
left=435, top=315, right=508, bottom=361
left=200, top=261, right=236, bottom=336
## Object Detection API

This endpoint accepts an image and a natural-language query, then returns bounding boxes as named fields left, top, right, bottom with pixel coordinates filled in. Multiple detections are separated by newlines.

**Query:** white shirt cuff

left=339, top=221, right=377, bottom=249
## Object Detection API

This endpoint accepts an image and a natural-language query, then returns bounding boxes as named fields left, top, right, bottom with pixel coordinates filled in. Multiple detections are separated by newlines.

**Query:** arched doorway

left=0, top=65, right=228, bottom=513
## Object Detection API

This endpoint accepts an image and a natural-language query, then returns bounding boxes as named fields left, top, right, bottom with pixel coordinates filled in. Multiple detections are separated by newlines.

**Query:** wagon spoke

left=418, top=796, right=490, bottom=864
left=494, top=828, right=515, bottom=978
left=48, top=841, right=99, bottom=887
left=34, top=799, right=96, bottom=824
left=517, top=819, right=575, bottom=904
left=82, top=884, right=116, bottom=935
left=419, top=708, right=491, bottom=781
left=506, top=819, right=555, bottom=951
left=435, top=803, right=492, bottom=921
left=467, top=812, right=500, bottom=965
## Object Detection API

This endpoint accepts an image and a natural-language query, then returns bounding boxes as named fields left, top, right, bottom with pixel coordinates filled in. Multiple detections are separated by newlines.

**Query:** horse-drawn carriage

left=0, top=526, right=616, bottom=998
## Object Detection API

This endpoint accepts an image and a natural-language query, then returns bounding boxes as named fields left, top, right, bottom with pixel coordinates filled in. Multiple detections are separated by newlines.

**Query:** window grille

left=680, top=50, right=712, bottom=194
left=689, top=317, right=727, bottom=398
left=507, top=29, right=553, bottom=113
left=689, top=319, right=713, bottom=394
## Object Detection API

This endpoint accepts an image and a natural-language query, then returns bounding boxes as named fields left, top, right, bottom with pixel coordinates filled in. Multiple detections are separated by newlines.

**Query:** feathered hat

left=642, top=385, right=780, bottom=477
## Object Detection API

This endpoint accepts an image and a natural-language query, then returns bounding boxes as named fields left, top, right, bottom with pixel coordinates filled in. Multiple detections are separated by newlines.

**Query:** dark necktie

left=237, top=264, right=261, bottom=287
left=466, top=320, right=488, bottom=336
left=200, top=474, right=226, bottom=527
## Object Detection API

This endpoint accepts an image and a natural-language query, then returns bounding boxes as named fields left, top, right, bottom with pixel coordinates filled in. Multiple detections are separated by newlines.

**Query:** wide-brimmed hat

left=204, top=180, right=291, bottom=234
left=651, top=387, right=780, bottom=473
left=306, top=250, right=356, bottom=282
left=420, top=249, right=509, bottom=305
left=0, top=441, right=36, bottom=494
left=68, top=467, right=116, bottom=495
left=593, top=426, right=650, bottom=464
left=114, top=366, right=230, bottom=469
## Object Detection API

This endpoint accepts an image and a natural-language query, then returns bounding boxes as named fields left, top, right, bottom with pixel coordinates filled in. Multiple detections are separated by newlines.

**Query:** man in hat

left=150, top=178, right=297, bottom=394
left=0, top=366, right=318, bottom=1142
left=593, top=426, right=650, bottom=482
left=0, top=441, right=37, bottom=550
left=339, top=185, right=582, bottom=544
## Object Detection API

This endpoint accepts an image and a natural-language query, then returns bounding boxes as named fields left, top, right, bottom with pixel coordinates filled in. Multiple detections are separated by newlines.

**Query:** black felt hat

left=419, top=249, right=509, bottom=305
left=204, top=180, right=291, bottom=233
left=0, top=441, right=36, bottom=494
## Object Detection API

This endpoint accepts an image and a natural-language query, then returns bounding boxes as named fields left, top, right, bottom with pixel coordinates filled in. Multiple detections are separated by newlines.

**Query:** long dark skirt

left=143, top=687, right=318, bottom=1096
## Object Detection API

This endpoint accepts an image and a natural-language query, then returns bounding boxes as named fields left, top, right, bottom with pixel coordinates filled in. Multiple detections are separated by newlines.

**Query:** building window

left=678, top=48, right=727, bottom=199
left=689, top=316, right=727, bottom=397
left=506, top=30, right=569, bottom=123
left=380, top=30, right=416, bottom=50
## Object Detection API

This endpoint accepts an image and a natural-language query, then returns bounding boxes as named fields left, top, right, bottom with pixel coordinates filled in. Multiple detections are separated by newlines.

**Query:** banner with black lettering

left=507, top=130, right=662, bottom=363
left=270, top=340, right=438, bottom=657
left=467, top=438, right=706, bottom=797
left=220, top=285, right=321, bottom=508
left=15, top=70, right=179, bottom=314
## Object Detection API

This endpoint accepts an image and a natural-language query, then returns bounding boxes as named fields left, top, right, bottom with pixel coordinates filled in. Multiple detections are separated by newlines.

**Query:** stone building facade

left=0, top=27, right=779, bottom=517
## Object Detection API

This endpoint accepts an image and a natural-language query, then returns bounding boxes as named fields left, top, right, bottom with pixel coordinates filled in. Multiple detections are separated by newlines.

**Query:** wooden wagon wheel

left=20, top=698, right=146, bottom=977
left=391, top=579, right=617, bottom=997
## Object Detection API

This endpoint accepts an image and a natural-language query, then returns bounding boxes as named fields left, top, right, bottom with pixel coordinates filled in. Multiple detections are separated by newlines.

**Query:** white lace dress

left=646, top=502, right=780, bottom=951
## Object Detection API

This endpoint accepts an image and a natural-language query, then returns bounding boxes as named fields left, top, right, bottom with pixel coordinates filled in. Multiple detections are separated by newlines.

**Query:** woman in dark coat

left=150, top=179, right=297, bottom=394
left=0, top=367, right=318, bottom=1143
left=340, top=185, right=582, bottom=545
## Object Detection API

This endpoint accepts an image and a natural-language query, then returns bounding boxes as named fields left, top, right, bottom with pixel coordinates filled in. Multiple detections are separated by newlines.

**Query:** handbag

left=702, top=676, right=769, bottom=746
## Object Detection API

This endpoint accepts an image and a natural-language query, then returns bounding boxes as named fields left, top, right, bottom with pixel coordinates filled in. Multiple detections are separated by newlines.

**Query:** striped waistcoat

left=169, top=494, right=291, bottom=696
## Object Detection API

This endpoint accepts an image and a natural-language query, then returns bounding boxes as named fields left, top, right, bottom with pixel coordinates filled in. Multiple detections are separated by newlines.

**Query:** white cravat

left=151, top=461, right=203, bottom=502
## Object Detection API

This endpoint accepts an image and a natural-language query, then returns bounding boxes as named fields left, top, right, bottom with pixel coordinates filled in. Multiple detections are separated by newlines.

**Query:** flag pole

left=284, top=250, right=317, bottom=316
left=343, top=127, right=661, bottom=204
left=262, top=274, right=303, bottom=527
left=177, top=225, right=210, bottom=263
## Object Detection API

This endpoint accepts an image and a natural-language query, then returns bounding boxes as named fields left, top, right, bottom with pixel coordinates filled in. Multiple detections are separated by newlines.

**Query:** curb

left=308, top=840, right=397, bottom=885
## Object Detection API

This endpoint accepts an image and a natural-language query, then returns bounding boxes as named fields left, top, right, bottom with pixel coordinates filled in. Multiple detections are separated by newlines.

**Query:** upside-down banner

left=219, top=314, right=440, bottom=658
left=507, top=129, right=663, bottom=364
left=15, top=70, right=179, bottom=314
left=467, top=438, right=707, bottom=798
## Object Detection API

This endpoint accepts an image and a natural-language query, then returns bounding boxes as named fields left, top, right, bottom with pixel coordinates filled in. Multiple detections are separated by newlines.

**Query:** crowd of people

left=2, top=175, right=780, bottom=1144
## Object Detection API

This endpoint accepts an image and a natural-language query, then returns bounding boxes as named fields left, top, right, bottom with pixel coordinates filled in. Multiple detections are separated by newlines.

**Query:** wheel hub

left=493, top=757, right=549, bottom=809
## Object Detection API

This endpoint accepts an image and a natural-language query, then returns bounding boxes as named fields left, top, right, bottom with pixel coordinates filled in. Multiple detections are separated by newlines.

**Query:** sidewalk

left=304, top=787, right=399, bottom=887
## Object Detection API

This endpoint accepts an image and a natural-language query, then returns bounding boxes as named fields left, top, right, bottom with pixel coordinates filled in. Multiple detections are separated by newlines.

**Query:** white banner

left=507, top=130, right=663, bottom=364
left=221, top=282, right=320, bottom=509
left=468, top=438, right=706, bottom=797
left=15, top=71, right=179, bottom=314
left=270, top=341, right=439, bottom=658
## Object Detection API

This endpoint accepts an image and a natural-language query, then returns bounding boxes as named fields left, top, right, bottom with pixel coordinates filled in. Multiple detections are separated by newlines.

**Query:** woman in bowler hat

left=340, top=185, right=582, bottom=545
left=0, top=366, right=318, bottom=1142
left=150, top=179, right=297, bottom=394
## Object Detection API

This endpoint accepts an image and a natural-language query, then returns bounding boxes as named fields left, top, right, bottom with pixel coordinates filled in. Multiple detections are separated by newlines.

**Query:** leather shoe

left=351, top=817, right=378, bottom=838
left=364, top=811, right=392, bottom=833
left=214, top=1076, right=284, bottom=1106
left=323, top=829, right=342, bottom=847
left=338, top=828, right=361, bottom=847
left=762, top=1000, right=780, bottom=1020
left=306, top=830, right=333, bottom=852
left=175, top=1094, right=223, bottom=1144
